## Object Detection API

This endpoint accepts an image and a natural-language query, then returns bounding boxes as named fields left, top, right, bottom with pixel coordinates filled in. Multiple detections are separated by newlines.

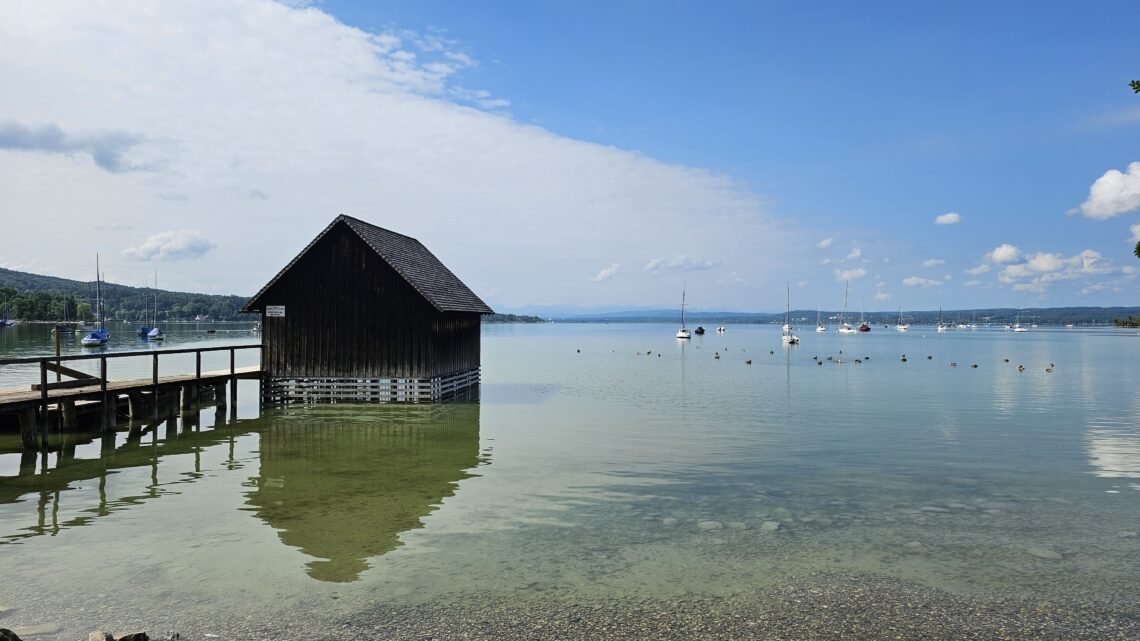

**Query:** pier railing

left=0, top=344, right=262, bottom=449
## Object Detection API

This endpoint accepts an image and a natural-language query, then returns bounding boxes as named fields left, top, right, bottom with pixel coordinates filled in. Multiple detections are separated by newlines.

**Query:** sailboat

left=147, top=272, right=164, bottom=341
left=81, top=255, right=110, bottom=347
left=837, top=281, right=856, bottom=334
left=781, top=286, right=799, bottom=344
left=815, top=299, right=827, bottom=332
left=137, top=282, right=152, bottom=336
left=936, top=306, right=949, bottom=332
left=895, top=307, right=909, bottom=332
left=676, top=285, right=691, bottom=339
left=1013, top=308, right=1028, bottom=332
left=857, top=298, right=871, bottom=332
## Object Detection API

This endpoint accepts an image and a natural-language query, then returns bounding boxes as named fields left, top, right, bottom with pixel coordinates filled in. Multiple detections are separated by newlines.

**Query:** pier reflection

left=244, top=402, right=484, bottom=583
left=0, top=405, right=253, bottom=543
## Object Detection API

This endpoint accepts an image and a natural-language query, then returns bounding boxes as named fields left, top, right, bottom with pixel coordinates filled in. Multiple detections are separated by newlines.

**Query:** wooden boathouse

left=242, top=215, right=493, bottom=404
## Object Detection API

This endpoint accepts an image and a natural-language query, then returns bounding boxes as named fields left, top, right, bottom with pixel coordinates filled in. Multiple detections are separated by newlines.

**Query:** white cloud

left=1130, top=223, right=1140, bottom=243
left=922, top=258, right=944, bottom=268
left=644, top=254, right=721, bottom=274
left=0, top=1, right=790, bottom=303
left=820, top=258, right=833, bottom=265
left=902, top=276, right=942, bottom=287
left=873, top=291, right=890, bottom=301
left=934, top=212, right=962, bottom=225
left=964, top=279, right=981, bottom=287
left=845, top=247, right=862, bottom=261
left=816, top=238, right=834, bottom=249
left=965, top=264, right=991, bottom=275
left=1071, top=162, right=1140, bottom=219
left=591, top=264, right=622, bottom=282
left=997, top=249, right=1114, bottom=294
left=988, top=244, right=1022, bottom=264
left=835, top=267, right=867, bottom=281
left=122, top=230, right=216, bottom=261
left=1122, top=265, right=1138, bottom=275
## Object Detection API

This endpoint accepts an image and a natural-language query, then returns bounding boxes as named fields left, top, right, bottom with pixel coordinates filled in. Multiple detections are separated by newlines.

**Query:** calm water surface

left=0, top=322, right=1138, bottom=636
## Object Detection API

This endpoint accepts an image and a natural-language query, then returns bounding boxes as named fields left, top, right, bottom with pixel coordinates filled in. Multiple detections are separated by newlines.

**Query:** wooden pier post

left=18, top=407, right=40, bottom=449
left=59, top=400, right=77, bottom=429
left=99, top=355, right=110, bottom=431
left=229, top=348, right=237, bottom=416
left=39, top=358, right=49, bottom=450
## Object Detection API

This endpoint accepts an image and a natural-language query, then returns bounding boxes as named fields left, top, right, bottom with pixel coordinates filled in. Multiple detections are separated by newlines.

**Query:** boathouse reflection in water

left=244, top=402, right=483, bottom=583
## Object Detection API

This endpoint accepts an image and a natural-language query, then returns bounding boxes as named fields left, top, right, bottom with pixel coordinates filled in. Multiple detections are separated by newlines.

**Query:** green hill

left=0, top=267, right=248, bottom=322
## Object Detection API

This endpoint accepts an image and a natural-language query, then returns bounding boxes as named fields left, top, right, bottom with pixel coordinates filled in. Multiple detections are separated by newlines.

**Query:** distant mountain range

left=2, top=267, right=1135, bottom=326
left=499, top=306, right=1140, bottom=326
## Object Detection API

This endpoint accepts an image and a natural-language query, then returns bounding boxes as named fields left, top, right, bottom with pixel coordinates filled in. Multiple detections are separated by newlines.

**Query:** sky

left=1, top=0, right=1138, bottom=314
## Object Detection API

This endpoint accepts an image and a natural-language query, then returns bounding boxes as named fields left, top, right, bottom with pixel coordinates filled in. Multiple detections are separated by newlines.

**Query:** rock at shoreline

left=1, top=629, right=23, bottom=641
left=89, top=633, right=113, bottom=641
left=115, top=633, right=149, bottom=641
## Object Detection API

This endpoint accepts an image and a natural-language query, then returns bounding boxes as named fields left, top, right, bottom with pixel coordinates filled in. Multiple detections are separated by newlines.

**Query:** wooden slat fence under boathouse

left=242, top=214, right=493, bottom=404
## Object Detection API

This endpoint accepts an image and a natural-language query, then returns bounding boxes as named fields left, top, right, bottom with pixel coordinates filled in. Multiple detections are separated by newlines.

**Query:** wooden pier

left=0, top=344, right=262, bottom=450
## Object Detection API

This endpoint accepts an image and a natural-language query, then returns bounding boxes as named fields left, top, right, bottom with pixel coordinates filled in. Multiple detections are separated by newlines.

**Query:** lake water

left=0, top=322, right=1138, bottom=638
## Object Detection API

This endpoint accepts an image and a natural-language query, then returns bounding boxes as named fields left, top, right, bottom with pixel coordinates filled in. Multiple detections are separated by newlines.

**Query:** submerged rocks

left=697, top=520, right=724, bottom=531
left=760, top=521, right=782, bottom=532
left=1024, top=546, right=1063, bottom=560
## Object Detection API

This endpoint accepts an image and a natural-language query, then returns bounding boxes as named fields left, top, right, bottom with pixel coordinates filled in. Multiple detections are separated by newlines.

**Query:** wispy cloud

left=1081, top=106, right=1140, bottom=129
left=902, top=276, right=942, bottom=287
left=1129, top=223, right=1140, bottom=243
left=816, top=238, right=834, bottom=249
left=965, top=264, right=991, bottom=275
left=922, top=258, right=945, bottom=268
left=591, top=264, right=622, bottom=282
left=934, top=212, right=962, bottom=225
left=122, top=230, right=216, bottom=261
left=845, top=247, right=862, bottom=261
left=874, top=291, right=890, bottom=301
left=643, top=254, right=721, bottom=274
left=0, top=120, right=154, bottom=173
left=1069, top=161, right=1140, bottom=219
left=835, top=267, right=866, bottom=281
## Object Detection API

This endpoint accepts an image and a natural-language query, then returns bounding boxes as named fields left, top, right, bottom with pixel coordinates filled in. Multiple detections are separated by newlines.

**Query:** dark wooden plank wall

left=259, top=225, right=482, bottom=379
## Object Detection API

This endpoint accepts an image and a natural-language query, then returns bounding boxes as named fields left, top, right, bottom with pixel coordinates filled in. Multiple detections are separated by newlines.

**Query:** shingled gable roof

left=242, top=215, right=494, bottom=314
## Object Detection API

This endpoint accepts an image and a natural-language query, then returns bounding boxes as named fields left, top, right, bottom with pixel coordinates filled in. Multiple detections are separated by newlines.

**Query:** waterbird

left=577, top=349, right=580, bottom=353
left=854, top=359, right=862, bottom=364
left=715, top=353, right=720, bottom=359
left=1003, top=358, right=1009, bottom=363
left=769, top=350, right=775, bottom=355
left=817, top=361, right=823, bottom=366
left=745, top=359, right=752, bottom=365
left=826, top=356, right=833, bottom=361
left=927, top=355, right=933, bottom=360
left=1045, top=366, right=1053, bottom=373
left=950, top=362, right=958, bottom=367
left=901, top=356, right=907, bottom=362
left=971, top=364, right=978, bottom=368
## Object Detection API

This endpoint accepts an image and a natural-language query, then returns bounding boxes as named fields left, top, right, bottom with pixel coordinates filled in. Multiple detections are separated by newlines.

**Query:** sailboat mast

left=96, top=253, right=103, bottom=330
left=681, top=285, right=686, bottom=327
